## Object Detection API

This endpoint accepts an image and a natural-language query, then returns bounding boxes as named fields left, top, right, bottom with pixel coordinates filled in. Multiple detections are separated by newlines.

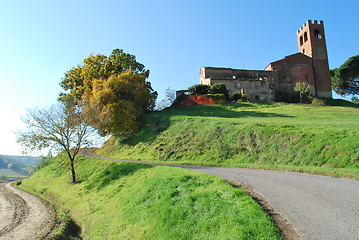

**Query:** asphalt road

left=83, top=150, right=359, bottom=240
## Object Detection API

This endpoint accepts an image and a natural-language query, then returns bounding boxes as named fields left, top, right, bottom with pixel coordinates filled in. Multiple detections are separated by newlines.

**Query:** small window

left=304, top=32, right=308, bottom=42
left=255, top=95, right=260, bottom=100
left=235, top=82, right=241, bottom=89
left=314, top=29, right=322, bottom=39
left=299, top=36, right=303, bottom=46
left=302, top=49, right=305, bottom=53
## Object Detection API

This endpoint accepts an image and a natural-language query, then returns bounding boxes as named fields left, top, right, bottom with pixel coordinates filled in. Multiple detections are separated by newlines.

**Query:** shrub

left=210, top=83, right=229, bottom=99
left=230, top=91, right=247, bottom=102
left=172, top=94, right=226, bottom=106
left=274, top=90, right=300, bottom=103
left=311, top=98, right=326, bottom=106
left=188, top=84, right=210, bottom=95
left=205, top=94, right=227, bottom=103
left=351, top=96, right=359, bottom=104
left=316, top=98, right=359, bottom=108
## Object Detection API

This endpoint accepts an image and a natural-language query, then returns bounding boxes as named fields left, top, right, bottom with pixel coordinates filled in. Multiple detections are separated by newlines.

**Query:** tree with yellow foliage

left=83, top=71, right=157, bottom=136
left=59, top=49, right=157, bottom=136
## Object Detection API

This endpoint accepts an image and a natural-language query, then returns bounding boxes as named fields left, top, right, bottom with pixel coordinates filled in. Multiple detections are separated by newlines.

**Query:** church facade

left=200, top=20, right=332, bottom=102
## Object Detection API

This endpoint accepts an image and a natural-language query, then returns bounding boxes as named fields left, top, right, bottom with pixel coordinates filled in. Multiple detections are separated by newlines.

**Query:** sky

left=0, top=0, right=358, bottom=155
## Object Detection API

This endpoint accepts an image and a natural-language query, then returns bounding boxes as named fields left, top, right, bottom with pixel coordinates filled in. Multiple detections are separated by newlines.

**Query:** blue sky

left=0, top=0, right=358, bottom=155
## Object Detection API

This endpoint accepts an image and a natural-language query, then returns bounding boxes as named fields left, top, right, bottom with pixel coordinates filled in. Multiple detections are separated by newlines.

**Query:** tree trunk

left=70, top=158, right=76, bottom=183
left=66, top=151, right=77, bottom=183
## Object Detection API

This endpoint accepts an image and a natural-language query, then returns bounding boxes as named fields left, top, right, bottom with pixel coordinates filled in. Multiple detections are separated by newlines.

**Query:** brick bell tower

left=297, top=20, right=332, bottom=98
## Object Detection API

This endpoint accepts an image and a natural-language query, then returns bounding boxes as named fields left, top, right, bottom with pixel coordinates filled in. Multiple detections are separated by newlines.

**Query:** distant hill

left=0, top=160, right=7, bottom=169
left=1, top=155, right=40, bottom=165
left=0, top=155, right=40, bottom=180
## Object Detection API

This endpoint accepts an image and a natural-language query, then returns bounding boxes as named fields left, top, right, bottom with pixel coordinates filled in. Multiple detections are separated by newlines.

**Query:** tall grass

left=20, top=154, right=281, bottom=239
left=99, top=102, right=359, bottom=179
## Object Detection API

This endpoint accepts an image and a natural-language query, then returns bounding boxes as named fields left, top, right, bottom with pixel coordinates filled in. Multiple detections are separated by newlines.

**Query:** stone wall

left=200, top=67, right=276, bottom=101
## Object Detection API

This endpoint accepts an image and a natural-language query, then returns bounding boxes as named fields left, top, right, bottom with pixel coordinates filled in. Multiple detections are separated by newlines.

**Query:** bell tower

left=297, top=20, right=332, bottom=98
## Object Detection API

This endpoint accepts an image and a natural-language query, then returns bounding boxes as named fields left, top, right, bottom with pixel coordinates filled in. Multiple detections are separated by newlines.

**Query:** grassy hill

left=98, top=102, right=359, bottom=179
left=20, top=154, right=281, bottom=239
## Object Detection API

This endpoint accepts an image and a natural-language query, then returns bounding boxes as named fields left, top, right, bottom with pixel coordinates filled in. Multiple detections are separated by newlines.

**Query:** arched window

left=304, top=32, right=308, bottom=42
left=314, top=29, right=322, bottom=39
left=300, top=36, right=304, bottom=46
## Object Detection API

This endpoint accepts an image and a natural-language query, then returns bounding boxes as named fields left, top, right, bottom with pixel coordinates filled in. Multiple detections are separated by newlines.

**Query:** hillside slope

left=20, top=155, right=281, bottom=239
left=99, top=102, right=359, bottom=179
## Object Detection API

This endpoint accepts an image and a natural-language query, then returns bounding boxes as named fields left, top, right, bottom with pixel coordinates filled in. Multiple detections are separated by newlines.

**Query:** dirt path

left=82, top=149, right=359, bottom=240
left=0, top=182, right=56, bottom=240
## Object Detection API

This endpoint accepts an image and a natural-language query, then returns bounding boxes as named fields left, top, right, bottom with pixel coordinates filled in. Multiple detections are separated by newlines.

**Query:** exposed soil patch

left=0, top=182, right=56, bottom=240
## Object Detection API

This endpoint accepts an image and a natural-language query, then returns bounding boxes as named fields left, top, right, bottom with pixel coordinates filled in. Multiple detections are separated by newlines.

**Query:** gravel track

left=0, top=182, right=56, bottom=240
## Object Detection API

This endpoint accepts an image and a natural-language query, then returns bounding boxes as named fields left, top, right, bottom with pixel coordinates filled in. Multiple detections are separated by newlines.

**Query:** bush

left=172, top=94, right=227, bottom=107
left=351, top=96, right=359, bottom=104
left=274, top=90, right=300, bottom=103
left=205, top=94, right=227, bottom=103
left=316, top=98, right=359, bottom=108
left=188, top=84, right=210, bottom=95
left=210, top=83, right=229, bottom=99
left=230, top=91, right=247, bottom=102
left=311, top=98, right=326, bottom=106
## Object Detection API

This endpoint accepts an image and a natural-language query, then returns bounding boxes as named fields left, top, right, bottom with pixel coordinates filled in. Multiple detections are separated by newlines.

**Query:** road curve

left=82, top=149, right=359, bottom=240
left=0, top=182, right=56, bottom=240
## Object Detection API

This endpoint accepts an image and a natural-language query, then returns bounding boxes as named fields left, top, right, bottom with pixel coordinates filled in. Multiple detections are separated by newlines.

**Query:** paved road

left=83, top=150, right=359, bottom=240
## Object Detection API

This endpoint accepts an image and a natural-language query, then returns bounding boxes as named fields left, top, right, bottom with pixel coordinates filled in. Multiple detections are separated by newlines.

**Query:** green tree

left=17, top=102, right=97, bottom=183
left=331, top=55, right=359, bottom=96
left=293, top=82, right=310, bottom=103
left=83, top=71, right=157, bottom=136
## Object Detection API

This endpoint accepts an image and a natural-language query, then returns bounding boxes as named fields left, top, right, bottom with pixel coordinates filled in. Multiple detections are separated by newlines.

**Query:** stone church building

left=199, top=20, right=332, bottom=102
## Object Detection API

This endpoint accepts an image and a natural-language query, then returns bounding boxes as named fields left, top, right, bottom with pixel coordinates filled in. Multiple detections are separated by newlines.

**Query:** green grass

left=20, top=154, right=281, bottom=239
left=98, top=102, right=359, bottom=179
left=0, top=168, right=26, bottom=182
left=0, top=168, right=26, bottom=177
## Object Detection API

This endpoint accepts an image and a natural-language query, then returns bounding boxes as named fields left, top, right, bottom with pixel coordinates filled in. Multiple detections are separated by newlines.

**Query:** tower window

left=300, top=36, right=303, bottom=46
left=314, top=29, right=322, bottom=39
left=302, top=49, right=305, bottom=54
left=304, top=32, right=308, bottom=42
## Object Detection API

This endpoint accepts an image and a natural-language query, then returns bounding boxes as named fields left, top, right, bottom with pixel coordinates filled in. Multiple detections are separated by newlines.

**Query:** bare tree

left=17, top=102, right=97, bottom=183
left=156, top=87, right=176, bottom=110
